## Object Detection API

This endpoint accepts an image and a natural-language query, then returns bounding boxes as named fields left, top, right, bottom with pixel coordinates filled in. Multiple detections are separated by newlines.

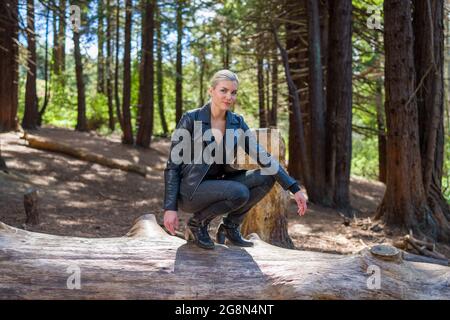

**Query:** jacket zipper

left=189, top=164, right=211, bottom=200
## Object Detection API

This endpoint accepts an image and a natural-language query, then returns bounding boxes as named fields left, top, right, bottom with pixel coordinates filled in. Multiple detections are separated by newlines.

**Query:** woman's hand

left=164, top=210, right=179, bottom=235
left=294, top=191, right=308, bottom=216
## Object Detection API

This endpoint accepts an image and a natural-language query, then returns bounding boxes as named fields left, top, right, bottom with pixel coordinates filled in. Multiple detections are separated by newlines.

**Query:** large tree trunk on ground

left=0, top=214, right=448, bottom=299
left=0, top=0, right=19, bottom=132
left=23, top=133, right=146, bottom=176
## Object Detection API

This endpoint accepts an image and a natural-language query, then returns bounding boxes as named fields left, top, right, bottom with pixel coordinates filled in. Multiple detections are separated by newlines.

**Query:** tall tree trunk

left=136, top=0, right=155, bottom=148
left=156, top=2, right=168, bottom=135
left=56, top=0, right=66, bottom=74
left=97, top=0, right=105, bottom=94
left=114, top=0, right=123, bottom=130
left=22, top=0, right=38, bottom=130
left=73, top=20, right=87, bottom=132
left=326, top=0, right=353, bottom=211
left=52, top=6, right=59, bottom=74
left=121, top=0, right=134, bottom=144
left=376, top=0, right=449, bottom=242
left=270, top=45, right=278, bottom=127
left=285, top=0, right=307, bottom=182
left=257, top=55, right=267, bottom=128
left=106, top=0, right=114, bottom=131
left=412, top=0, right=450, bottom=241
left=175, top=0, right=183, bottom=123
left=375, top=77, right=386, bottom=183
left=0, top=0, right=19, bottom=132
left=306, top=0, right=327, bottom=204
left=38, top=5, right=51, bottom=126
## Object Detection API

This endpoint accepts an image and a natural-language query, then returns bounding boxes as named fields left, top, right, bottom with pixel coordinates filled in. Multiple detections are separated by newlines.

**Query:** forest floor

left=1, top=126, right=449, bottom=259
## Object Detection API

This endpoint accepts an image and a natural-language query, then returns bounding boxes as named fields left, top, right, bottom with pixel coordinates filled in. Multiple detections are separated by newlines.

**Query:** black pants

left=179, top=169, right=275, bottom=225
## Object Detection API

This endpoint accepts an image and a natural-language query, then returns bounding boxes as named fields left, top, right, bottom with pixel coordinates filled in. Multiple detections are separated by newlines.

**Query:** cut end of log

left=125, top=214, right=174, bottom=240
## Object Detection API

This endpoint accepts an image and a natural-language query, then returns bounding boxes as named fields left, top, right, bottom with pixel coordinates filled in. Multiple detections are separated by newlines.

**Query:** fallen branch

left=0, top=214, right=449, bottom=299
left=22, top=133, right=147, bottom=176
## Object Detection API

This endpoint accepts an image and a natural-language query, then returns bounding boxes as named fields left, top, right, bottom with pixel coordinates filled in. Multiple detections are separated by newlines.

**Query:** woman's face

left=208, top=80, right=238, bottom=112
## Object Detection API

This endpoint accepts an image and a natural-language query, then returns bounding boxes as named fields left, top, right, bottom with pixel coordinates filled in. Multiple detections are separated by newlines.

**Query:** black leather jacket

left=163, top=103, right=299, bottom=211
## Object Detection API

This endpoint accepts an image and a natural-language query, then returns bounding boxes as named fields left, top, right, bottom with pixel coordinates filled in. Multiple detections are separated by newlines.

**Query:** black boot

left=216, top=219, right=253, bottom=247
left=185, top=217, right=215, bottom=250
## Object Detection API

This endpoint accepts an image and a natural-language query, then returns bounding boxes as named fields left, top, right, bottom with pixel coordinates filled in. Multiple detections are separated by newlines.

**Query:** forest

left=0, top=0, right=449, bottom=300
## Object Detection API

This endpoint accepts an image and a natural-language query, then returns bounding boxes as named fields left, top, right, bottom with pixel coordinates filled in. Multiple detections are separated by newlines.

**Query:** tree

left=73, top=2, right=87, bottom=132
left=175, top=0, right=184, bottom=123
left=97, top=0, right=105, bottom=94
left=114, top=0, right=123, bottom=130
left=105, top=0, right=115, bottom=131
left=136, top=0, right=155, bottom=148
left=0, top=0, right=19, bottom=132
left=306, top=0, right=328, bottom=205
left=155, top=1, right=168, bottom=135
left=22, top=0, right=38, bottom=130
left=54, top=0, right=66, bottom=74
left=121, top=0, right=134, bottom=144
left=376, top=0, right=449, bottom=242
left=325, top=0, right=353, bottom=211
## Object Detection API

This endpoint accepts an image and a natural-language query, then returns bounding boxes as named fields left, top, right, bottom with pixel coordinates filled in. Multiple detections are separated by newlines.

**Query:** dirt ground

left=1, top=127, right=449, bottom=258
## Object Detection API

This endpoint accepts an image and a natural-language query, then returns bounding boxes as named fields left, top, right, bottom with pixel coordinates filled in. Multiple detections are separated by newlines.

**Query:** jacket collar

left=198, top=101, right=240, bottom=129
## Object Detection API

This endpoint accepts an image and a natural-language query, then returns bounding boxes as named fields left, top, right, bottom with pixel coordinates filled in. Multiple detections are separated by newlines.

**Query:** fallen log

left=0, top=214, right=448, bottom=299
left=22, top=133, right=147, bottom=176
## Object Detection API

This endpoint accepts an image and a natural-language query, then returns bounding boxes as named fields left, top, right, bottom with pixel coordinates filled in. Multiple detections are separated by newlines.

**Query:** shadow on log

left=0, top=214, right=449, bottom=299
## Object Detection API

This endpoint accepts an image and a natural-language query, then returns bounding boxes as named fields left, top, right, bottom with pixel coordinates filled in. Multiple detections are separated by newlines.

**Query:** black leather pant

left=179, top=169, right=275, bottom=225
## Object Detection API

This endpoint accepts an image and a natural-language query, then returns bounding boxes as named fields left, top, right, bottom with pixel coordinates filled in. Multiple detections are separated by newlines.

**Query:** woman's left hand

left=294, top=191, right=308, bottom=216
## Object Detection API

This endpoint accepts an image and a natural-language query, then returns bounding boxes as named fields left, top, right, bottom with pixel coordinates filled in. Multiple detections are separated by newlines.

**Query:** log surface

left=0, top=214, right=449, bottom=299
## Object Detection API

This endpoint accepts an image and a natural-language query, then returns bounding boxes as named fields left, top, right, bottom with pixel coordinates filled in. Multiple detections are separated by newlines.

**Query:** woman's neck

left=210, top=102, right=226, bottom=121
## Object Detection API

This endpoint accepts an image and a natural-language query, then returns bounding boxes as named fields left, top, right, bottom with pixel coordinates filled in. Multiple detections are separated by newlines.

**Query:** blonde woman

left=163, top=70, right=307, bottom=250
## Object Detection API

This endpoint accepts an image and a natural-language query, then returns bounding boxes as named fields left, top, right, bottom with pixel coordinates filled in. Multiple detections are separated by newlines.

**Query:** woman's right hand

left=164, top=210, right=179, bottom=235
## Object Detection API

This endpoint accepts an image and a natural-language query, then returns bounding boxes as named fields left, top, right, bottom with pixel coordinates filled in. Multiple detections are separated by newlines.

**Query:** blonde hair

left=209, top=69, right=239, bottom=88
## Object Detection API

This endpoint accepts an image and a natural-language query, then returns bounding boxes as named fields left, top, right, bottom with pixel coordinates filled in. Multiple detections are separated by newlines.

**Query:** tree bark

left=375, top=0, right=449, bottom=242
left=375, top=77, right=386, bottom=183
left=412, top=0, right=450, bottom=241
left=269, top=45, right=278, bottom=127
left=136, top=0, right=155, bottom=148
left=97, top=0, right=105, bottom=94
left=55, top=0, right=66, bottom=74
left=326, top=0, right=353, bottom=211
left=121, top=0, right=134, bottom=144
left=73, top=16, right=87, bottom=132
left=285, top=0, right=306, bottom=182
left=0, top=1, right=19, bottom=132
left=22, top=0, right=38, bottom=130
left=306, top=0, right=327, bottom=205
left=114, top=0, right=123, bottom=130
left=106, top=0, right=115, bottom=131
left=0, top=214, right=448, bottom=299
left=156, top=2, right=168, bottom=135
left=257, top=55, right=267, bottom=128
left=175, top=0, right=183, bottom=123
left=38, top=6, right=51, bottom=126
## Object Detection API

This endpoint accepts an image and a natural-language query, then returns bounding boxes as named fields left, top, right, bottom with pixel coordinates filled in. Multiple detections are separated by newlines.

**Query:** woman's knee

left=227, top=184, right=250, bottom=207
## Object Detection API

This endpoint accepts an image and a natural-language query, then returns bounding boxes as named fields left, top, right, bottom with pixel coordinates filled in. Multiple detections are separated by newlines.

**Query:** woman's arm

left=239, top=115, right=308, bottom=216
left=163, top=113, right=193, bottom=234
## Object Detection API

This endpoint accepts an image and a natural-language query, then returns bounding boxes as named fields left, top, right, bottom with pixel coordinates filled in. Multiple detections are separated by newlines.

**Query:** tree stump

left=24, top=188, right=39, bottom=225
left=231, top=128, right=294, bottom=248
left=0, top=214, right=448, bottom=299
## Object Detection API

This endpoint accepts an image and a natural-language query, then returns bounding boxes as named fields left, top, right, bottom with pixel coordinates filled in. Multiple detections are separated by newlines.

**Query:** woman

left=163, top=70, right=307, bottom=250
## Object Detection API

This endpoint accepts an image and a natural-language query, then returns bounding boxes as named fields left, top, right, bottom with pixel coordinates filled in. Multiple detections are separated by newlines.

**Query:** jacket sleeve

left=239, top=115, right=301, bottom=193
left=163, top=113, right=193, bottom=211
